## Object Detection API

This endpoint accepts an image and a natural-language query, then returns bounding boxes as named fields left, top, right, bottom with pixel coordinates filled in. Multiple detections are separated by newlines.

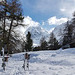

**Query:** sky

left=20, top=0, right=75, bottom=31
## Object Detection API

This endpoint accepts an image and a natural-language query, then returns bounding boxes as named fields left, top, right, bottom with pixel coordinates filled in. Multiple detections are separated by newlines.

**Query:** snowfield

left=0, top=48, right=75, bottom=75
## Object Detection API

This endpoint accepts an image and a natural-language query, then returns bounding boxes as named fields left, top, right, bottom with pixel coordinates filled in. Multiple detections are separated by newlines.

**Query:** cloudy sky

left=20, top=0, right=75, bottom=31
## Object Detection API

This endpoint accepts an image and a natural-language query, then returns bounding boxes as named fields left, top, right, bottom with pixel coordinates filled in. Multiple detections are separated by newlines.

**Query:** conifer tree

left=63, top=21, right=73, bottom=46
left=40, top=37, right=48, bottom=50
left=48, top=32, right=59, bottom=50
left=71, top=12, right=75, bottom=41
left=25, top=32, right=33, bottom=52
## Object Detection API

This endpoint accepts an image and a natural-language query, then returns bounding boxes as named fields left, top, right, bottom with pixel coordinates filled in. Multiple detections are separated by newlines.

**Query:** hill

left=0, top=48, right=75, bottom=75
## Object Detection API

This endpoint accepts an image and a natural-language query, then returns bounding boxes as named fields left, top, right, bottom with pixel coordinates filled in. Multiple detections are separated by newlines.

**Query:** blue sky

left=20, top=0, right=75, bottom=31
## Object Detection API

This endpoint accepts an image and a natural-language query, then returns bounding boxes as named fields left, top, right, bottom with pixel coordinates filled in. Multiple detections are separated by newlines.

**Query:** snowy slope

left=53, top=23, right=66, bottom=42
left=25, top=26, right=49, bottom=46
left=0, top=48, right=75, bottom=75
left=52, top=20, right=75, bottom=44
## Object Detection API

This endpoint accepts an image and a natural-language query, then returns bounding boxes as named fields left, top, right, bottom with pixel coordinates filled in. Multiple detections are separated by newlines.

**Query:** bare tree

left=0, top=0, right=24, bottom=53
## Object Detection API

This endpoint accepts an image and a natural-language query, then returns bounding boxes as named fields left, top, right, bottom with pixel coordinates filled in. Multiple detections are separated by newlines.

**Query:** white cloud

left=60, top=0, right=75, bottom=17
left=48, top=16, right=68, bottom=25
left=21, top=0, right=75, bottom=18
left=23, top=16, right=39, bottom=27
left=13, top=16, right=40, bottom=36
left=60, top=8, right=66, bottom=12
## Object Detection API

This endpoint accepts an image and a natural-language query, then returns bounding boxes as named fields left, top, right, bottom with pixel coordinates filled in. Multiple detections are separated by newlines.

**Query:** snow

left=53, top=23, right=66, bottom=42
left=0, top=48, right=75, bottom=75
left=25, top=26, right=49, bottom=46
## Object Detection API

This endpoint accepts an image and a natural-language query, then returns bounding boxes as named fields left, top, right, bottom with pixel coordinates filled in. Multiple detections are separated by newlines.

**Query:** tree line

left=33, top=12, right=75, bottom=51
left=33, top=32, right=61, bottom=51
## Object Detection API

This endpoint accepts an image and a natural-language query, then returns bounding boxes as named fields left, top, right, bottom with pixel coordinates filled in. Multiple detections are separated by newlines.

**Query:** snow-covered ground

left=0, top=48, right=75, bottom=75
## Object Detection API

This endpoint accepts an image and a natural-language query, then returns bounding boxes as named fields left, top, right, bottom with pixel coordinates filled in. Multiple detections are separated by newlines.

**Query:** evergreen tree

left=71, top=12, right=75, bottom=41
left=48, top=32, right=59, bottom=50
left=25, top=32, right=33, bottom=52
left=40, top=37, right=48, bottom=50
left=63, top=21, right=73, bottom=46
left=72, top=11, right=75, bottom=24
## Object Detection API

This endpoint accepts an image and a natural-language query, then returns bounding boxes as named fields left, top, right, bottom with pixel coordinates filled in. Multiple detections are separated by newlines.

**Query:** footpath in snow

left=0, top=48, right=75, bottom=75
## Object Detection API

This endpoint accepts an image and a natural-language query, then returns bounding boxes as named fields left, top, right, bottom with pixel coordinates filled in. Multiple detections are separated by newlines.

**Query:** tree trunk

left=3, top=0, right=7, bottom=46
left=7, top=18, right=13, bottom=54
